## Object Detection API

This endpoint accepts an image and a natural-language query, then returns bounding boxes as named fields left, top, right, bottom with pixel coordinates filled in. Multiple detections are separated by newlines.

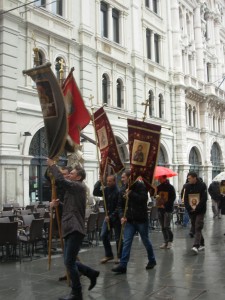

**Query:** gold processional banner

left=93, top=107, right=124, bottom=178
left=127, top=119, right=161, bottom=190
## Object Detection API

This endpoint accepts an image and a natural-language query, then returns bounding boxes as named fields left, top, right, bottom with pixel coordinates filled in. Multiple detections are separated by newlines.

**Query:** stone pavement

left=1, top=210, right=225, bottom=300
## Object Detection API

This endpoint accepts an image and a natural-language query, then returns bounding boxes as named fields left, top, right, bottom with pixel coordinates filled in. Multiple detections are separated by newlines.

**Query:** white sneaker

left=198, top=246, right=205, bottom=251
left=159, top=243, right=167, bottom=249
left=166, top=242, right=173, bottom=249
left=191, top=246, right=198, bottom=254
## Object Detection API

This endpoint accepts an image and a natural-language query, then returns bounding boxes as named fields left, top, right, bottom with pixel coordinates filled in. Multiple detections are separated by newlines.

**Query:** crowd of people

left=46, top=158, right=223, bottom=300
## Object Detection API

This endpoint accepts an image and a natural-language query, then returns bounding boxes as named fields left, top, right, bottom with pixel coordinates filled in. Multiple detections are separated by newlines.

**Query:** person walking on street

left=93, top=175, right=121, bottom=263
left=184, top=172, right=207, bottom=255
left=157, top=176, right=176, bottom=249
left=208, top=181, right=221, bottom=219
left=47, top=159, right=99, bottom=300
left=112, top=170, right=156, bottom=274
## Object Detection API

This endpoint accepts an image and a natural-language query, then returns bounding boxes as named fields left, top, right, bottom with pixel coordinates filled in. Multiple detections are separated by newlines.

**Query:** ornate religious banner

left=23, top=62, right=67, bottom=159
left=128, top=119, right=161, bottom=190
left=93, top=107, right=124, bottom=177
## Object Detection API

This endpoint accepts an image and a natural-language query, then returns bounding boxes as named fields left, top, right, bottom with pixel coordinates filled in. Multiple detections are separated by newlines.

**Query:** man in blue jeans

left=93, top=175, right=121, bottom=263
left=47, top=159, right=99, bottom=300
left=112, top=170, right=156, bottom=274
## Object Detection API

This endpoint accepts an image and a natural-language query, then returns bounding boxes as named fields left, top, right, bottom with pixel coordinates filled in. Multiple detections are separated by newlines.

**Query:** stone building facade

left=0, top=0, right=225, bottom=207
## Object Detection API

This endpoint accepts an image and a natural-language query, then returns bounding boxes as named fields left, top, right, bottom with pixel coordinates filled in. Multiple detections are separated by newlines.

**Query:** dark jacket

left=49, top=165, right=86, bottom=238
left=157, top=180, right=176, bottom=213
left=93, top=180, right=119, bottom=222
left=184, top=179, right=207, bottom=215
left=118, top=180, right=148, bottom=223
left=208, top=181, right=220, bottom=202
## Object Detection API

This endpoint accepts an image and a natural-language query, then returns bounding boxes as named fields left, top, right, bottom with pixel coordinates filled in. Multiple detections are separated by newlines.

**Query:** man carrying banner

left=156, top=176, right=176, bottom=249
left=112, top=169, right=157, bottom=273
left=93, top=174, right=121, bottom=263
left=47, top=159, right=99, bottom=300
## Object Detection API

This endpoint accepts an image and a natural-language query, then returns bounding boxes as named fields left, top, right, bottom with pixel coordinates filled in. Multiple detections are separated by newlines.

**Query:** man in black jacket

left=112, top=170, right=156, bottom=274
left=93, top=175, right=120, bottom=263
left=208, top=181, right=221, bottom=219
left=157, top=176, right=176, bottom=249
left=184, top=172, right=207, bottom=254
left=47, top=159, right=99, bottom=300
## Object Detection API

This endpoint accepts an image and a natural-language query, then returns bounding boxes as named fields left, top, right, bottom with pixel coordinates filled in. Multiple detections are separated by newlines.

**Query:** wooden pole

left=89, top=95, right=110, bottom=230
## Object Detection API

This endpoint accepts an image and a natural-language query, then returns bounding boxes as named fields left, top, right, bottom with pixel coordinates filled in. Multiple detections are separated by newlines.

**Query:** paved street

left=1, top=209, right=225, bottom=300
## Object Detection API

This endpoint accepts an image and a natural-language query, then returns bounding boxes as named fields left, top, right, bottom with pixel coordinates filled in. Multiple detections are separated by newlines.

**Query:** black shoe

left=189, top=233, right=194, bottom=238
left=58, top=275, right=67, bottom=281
left=88, top=271, right=100, bottom=291
left=111, top=264, right=127, bottom=274
left=59, top=290, right=83, bottom=300
left=58, top=294, right=83, bottom=300
left=146, top=261, right=157, bottom=270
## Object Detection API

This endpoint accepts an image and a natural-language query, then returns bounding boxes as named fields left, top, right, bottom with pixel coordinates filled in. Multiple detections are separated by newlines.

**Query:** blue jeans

left=120, top=221, right=156, bottom=268
left=101, top=219, right=122, bottom=257
left=64, top=231, right=83, bottom=294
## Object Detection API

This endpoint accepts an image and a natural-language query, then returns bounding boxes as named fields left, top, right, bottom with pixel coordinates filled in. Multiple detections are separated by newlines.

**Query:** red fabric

left=62, top=72, right=90, bottom=144
left=93, top=107, right=124, bottom=177
left=128, top=119, right=161, bottom=190
left=154, top=166, right=177, bottom=179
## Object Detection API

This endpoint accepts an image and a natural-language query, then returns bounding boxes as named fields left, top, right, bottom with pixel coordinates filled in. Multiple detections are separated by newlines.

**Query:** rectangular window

left=101, top=2, right=108, bottom=38
left=35, top=0, right=46, bottom=7
left=52, top=0, right=63, bottom=16
left=154, top=34, right=160, bottom=63
left=146, top=29, right=151, bottom=59
left=152, top=0, right=157, bottom=13
left=145, top=0, right=150, bottom=8
left=112, top=8, right=119, bottom=43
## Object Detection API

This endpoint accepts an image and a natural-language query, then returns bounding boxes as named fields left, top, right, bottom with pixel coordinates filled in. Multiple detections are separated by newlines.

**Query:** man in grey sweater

left=47, top=159, right=99, bottom=300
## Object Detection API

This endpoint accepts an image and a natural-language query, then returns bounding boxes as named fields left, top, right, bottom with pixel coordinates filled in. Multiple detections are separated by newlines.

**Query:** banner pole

left=89, top=95, right=110, bottom=231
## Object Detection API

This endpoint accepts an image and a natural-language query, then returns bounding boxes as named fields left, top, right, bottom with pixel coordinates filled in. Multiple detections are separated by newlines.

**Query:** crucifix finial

left=141, top=99, right=150, bottom=122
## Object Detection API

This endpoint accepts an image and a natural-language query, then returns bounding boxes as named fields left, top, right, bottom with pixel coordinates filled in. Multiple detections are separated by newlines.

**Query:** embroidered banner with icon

left=93, top=107, right=124, bottom=177
left=127, top=119, right=161, bottom=190
left=23, top=62, right=67, bottom=159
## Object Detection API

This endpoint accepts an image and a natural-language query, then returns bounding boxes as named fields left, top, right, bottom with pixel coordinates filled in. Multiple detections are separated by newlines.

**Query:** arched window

left=211, top=142, right=222, bottom=178
left=158, top=147, right=167, bottom=166
left=186, top=14, right=191, bottom=40
left=148, top=90, right=154, bottom=117
left=117, top=79, right=123, bottom=108
left=29, top=128, right=67, bottom=203
left=189, top=147, right=201, bottom=173
left=213, top=116, right=215, bottom=131
left=188, top=105, right=192, bottom=126
left=185, top=103, right=188, bottom=124
left=218, top=118, right=221, bottom=133
left=159, top=94, right=164, bottom=118
left=193, top=106, right=196, bottom=127
left=38, top=50, right=45, bottom=65
left=102, top=74, right=108, bottom=104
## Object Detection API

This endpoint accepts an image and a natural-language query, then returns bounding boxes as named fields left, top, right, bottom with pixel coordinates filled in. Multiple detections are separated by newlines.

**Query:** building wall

left=1, top=0, right=225, bottom=207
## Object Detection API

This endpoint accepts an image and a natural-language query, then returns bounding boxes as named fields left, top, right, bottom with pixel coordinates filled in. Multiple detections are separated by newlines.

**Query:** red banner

left=62, top=68, right=91, bottom=145
left=93, top=107, right=124, bottom=177
left=128, top=119, right=161, bottom=190
left=23, top=63, right=67, bottom=159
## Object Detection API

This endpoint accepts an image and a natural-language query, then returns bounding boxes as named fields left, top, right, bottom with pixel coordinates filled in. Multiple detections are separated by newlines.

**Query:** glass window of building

left=102, top=74, right=108, bottom=104
left=145, top=0, right=150, bottom=8
left=117, top=79, right=122, bottom=108
left=152, top=0, right=157, bottom=13
left=154, top=34, right=160, bottom=63
left=159, top=94, right=163, bottom=118
left=148, top=90, right=154, bottom=117
left=101, top=1, right=108, bottom=38
left=35, top=0, right=46, bottom=7
left=211, top=142, right=221, bottom=178
left=112, top=8, right=119, bottom=43
left=189, top=147, right=201, bottom=173
left=52, top=0, right=63, bottom=16
left=193, top=106, right=196, bottom=127
left=146, top=29, right=151, bottom=59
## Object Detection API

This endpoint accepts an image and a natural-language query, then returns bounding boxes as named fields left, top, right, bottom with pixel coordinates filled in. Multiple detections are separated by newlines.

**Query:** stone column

left=194, top=4, right=204, bottom=81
